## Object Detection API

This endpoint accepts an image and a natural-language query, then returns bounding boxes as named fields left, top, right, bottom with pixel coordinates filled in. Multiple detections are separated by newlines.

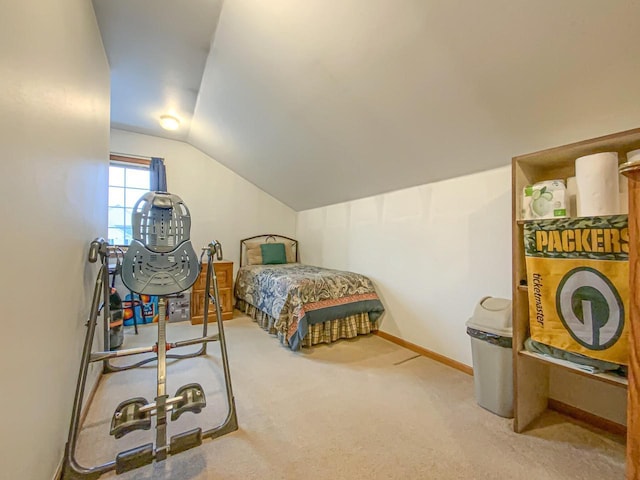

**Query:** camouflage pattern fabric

left=234, top=263, right=384, bottom=350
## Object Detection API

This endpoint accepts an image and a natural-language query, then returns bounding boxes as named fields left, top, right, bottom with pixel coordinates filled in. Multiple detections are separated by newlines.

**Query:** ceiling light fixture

left=159, top=114, right=180, bottom=131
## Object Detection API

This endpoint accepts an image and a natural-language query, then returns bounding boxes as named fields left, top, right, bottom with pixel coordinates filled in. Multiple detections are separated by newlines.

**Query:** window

left=108, top=155, right=150, bottom=245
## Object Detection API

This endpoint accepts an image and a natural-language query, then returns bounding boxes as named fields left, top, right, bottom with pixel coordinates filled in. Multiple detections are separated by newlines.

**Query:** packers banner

left=524, top=215, right=629, bottom=365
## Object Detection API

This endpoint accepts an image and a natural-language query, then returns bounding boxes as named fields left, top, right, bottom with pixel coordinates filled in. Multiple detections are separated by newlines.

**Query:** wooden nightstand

left=190, top=261, right=234, bottom=324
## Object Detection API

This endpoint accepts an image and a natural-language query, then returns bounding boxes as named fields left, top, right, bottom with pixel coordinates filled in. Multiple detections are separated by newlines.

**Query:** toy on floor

left=62, top=192, right=237, bottom=479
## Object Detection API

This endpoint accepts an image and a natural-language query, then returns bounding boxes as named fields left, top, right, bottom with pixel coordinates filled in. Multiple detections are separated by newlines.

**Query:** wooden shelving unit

left=519, top=350, right=628, bottom=387
left=512, top=128, right=640, bottom=433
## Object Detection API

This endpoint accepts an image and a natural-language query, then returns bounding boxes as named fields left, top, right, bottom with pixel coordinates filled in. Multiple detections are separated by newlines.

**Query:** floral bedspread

left=234, top=263, right=385, bottom=350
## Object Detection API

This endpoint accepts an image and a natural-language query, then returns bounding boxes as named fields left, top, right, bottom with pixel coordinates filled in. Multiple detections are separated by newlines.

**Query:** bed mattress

left=234, top=263, right=385, bottom=350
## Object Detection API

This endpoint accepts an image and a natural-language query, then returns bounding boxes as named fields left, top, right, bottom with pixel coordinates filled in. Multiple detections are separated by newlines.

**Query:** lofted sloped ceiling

left=93, top=0, right=223, bottom=140
left=95, top=0, right=640, bottom=211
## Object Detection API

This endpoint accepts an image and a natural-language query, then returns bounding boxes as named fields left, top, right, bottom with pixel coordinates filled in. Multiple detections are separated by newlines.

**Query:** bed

left=234, top=235, right=385, bottom=350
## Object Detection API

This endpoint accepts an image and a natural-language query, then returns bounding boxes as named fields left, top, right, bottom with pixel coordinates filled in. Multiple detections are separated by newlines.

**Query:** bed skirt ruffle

left=236, top=299, right=378, bottom=349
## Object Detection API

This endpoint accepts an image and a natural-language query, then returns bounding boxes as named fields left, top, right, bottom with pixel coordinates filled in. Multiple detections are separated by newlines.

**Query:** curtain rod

left=109, top=154, right=152, bottom=166
left=110, top=151, right=152, bottom=160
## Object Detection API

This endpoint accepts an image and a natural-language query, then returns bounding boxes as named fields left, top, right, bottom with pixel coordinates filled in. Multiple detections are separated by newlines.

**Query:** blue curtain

left=150, top=157, right=167, bottom=192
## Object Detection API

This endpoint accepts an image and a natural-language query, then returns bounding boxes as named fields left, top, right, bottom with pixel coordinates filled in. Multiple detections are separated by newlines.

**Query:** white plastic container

left=466, top=297, right=513, bottom=418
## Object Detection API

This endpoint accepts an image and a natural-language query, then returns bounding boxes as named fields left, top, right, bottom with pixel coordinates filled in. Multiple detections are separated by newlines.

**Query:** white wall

left=0, top=2, right=110, bottom=479
left=296, top=166, right=627, bottom=425
left=110, top=129, right=297, bottom=271
left=297, top=166, right=512, bottom=366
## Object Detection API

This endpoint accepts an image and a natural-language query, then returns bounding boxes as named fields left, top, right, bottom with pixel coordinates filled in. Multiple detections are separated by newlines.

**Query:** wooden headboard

left=239, top=234, right=299, bottom=266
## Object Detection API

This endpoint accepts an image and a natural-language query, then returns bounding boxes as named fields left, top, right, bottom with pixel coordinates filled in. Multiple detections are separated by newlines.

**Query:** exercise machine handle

left=211, top=240, right=223, bottom=261
left=200, top=240, right=223, bottom=262
left=88, top=238, right=109, bottom=263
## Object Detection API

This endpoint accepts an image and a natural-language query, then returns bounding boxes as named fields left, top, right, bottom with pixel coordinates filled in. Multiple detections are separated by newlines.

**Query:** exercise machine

left=62, top=192, right=238, bottom=479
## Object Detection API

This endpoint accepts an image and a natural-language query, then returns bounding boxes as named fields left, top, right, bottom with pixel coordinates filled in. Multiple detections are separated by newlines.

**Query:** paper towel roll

left=575, top=152, right=619, bottom=216
left=627, top=148, right=640, bottom=163
left=566, top=176, right=577, bottom=217
left=619, top=192, right=629, bottom=214
left=619, top=174, right=629, bottom=214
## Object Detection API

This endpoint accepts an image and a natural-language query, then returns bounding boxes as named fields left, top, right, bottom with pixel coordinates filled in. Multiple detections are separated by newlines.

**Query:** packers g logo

left=556, top=267, right=624, bottom=350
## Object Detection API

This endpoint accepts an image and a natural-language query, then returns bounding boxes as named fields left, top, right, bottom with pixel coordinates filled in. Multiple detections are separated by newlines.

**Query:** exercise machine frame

left=61, top=238, right=238, bottom=479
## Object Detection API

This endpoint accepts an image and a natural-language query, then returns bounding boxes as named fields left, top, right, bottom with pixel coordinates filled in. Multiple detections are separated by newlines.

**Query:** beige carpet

left=75, top=315, right=625, bottom=479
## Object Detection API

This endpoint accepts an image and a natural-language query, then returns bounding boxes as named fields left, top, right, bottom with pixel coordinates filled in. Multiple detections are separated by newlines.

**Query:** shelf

left=516, top=219, right=567, bottom=225
left=516, top=218, right=566, bottom=225
left=518, top=350, right=627, bottom=388
left=516, top=216, right=615, bottom=225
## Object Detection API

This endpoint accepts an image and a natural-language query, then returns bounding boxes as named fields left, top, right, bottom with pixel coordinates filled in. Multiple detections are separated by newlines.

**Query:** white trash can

left=466, top=296, right=513, bottom=418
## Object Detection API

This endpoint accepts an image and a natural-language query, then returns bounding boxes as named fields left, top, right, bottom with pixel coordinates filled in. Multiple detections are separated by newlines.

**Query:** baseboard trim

left=547, top=398, right=627, bottom=436
left=374, top=330, right=473, bottom=376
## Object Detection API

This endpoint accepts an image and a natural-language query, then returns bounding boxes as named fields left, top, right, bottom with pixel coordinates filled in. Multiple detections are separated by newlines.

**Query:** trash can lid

left=466, top=296, right=512, bottom=337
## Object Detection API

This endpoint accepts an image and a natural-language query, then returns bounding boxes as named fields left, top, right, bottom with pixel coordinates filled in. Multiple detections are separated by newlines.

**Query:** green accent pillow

left=260, top=243, right=287, bottom=264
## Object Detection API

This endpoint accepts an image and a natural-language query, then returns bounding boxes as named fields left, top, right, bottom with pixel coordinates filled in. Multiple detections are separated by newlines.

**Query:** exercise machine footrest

left=170, top=428, right=203, bottom=455
left=171, top=383, right=206, bottom=421
left=110, top=397, right=151, bottom=439
left=115, top=443, right=154, bottom=474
